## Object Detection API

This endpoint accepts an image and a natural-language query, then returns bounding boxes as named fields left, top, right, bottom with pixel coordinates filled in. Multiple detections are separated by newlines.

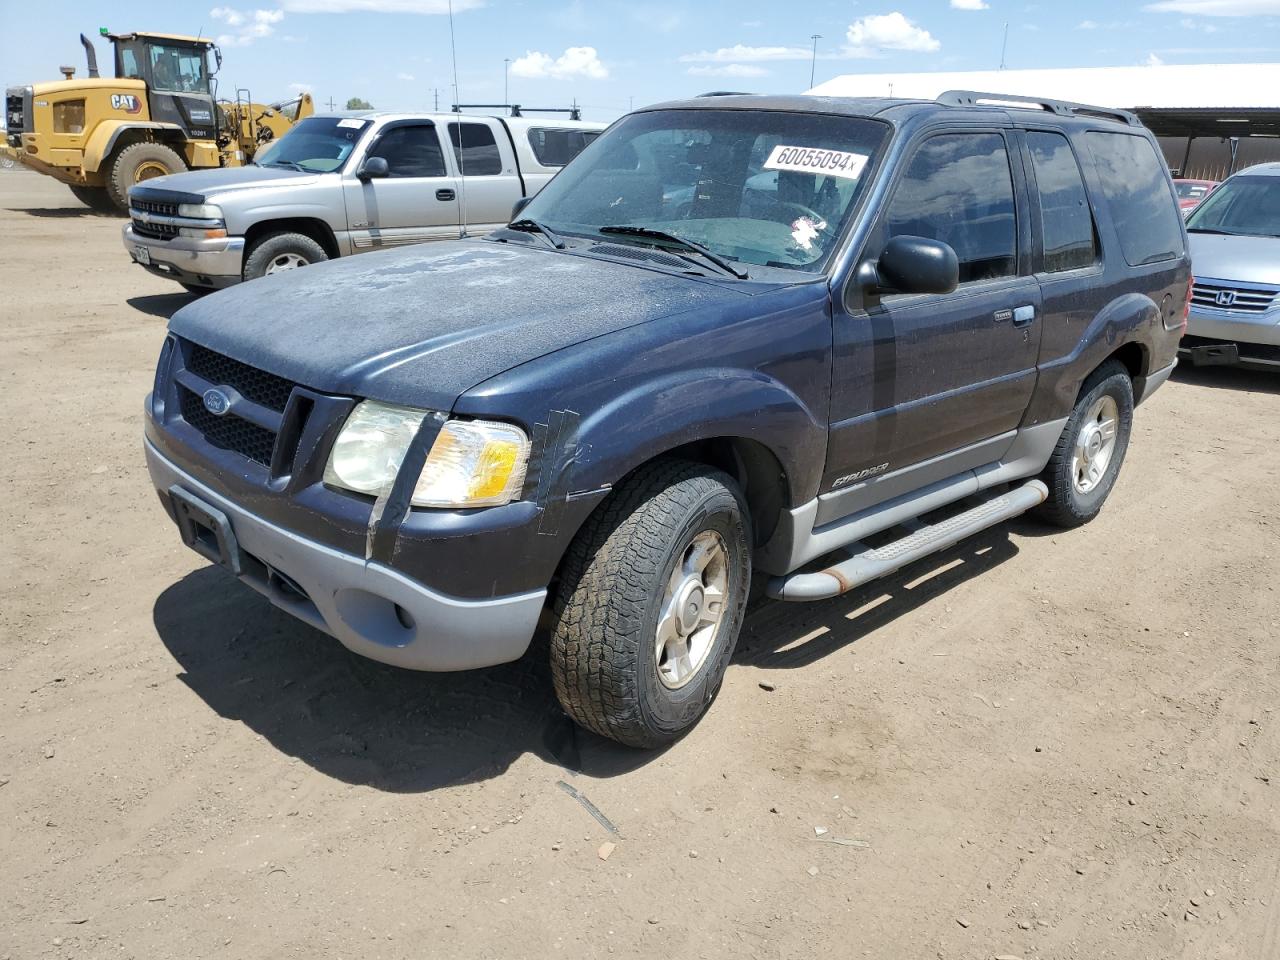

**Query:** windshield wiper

left=598, top=225, right=748, bottom=279
left=507, top=217, right=566, bottom=249
left=263, top=159, right=306, bottom=171
left=1187, top=227, right=1239, bottom=235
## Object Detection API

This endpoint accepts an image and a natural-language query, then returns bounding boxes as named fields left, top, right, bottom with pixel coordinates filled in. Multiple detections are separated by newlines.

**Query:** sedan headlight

left=323, top=400, right=530, bottom=508
left=177, top=202, right=223, bottom=220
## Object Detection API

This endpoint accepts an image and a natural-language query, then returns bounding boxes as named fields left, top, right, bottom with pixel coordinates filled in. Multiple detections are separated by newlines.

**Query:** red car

left=1174, top=178, right=1218, bottom=212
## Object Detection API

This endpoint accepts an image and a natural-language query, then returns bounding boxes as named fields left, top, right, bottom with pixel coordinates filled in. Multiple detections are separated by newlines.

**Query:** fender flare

left=83, top=121, right=184, bottom=173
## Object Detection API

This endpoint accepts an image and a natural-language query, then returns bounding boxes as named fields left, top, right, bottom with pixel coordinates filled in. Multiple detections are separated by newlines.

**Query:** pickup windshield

left=253, top=116, right=371, bottom=173
left=519, top=108, right=889, bottom=274
left=1186, top=175, right=1280, bottom=238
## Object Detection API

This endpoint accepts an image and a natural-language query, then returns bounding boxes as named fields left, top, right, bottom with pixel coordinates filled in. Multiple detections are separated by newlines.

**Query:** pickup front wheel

left=242, top=231, right=328, bottom=281
left=550, top=460, right=752, bottom=748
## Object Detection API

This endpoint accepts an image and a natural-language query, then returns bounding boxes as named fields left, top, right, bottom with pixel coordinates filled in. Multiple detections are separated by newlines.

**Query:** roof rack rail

left=937, top=90, right=1141, bottom=127
left=451, top=102, right=583, bottom=121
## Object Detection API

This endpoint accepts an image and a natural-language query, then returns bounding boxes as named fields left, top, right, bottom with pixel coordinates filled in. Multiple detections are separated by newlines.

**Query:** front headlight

left=323, top=400, right=530, bottom=509
left=177, top=202, right=223, bottom=220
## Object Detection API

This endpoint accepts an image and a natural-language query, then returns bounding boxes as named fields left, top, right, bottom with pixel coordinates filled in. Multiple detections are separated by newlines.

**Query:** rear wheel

left=1036, top=360, right=1134, bottom=528
left=107, top=142, right=186, bottom=210
left=550, top=460, right=752, bottom=748
left=68, top=184, right=118, bottom=214
left=242, top=231, right=328, bottom=281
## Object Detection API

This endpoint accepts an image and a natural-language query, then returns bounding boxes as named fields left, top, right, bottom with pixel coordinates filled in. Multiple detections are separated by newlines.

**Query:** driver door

left=342, top=122, right=462, bottom=250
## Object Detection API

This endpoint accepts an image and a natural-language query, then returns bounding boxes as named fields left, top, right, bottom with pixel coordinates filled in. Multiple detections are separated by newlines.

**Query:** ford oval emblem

left=203, top=388, right=231, bottom=416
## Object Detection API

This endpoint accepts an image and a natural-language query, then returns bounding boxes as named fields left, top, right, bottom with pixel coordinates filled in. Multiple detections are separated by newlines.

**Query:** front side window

left=254, top=116, right=370, bottom=173
left=367, top=125, right=447, bottom=178
left=521, top=108, right=889, bottom=274
left=1027, top=131, right=1098, bottom=273
left=1086, top=132, right=1184, bottom=266
left=448, top=122, right=502, bottom=176
left=885, top=133, right=1017, bottom=285
left=146, top=43, right=209, bottom=94
left=1186, top=175, right=1280, bottom=239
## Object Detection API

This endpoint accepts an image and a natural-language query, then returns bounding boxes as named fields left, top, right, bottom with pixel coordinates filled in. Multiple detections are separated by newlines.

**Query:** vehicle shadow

left=128, top=292, right=199, bottom=320
left=1171, top=362, right=1280, bottom=395
left=6, top=206, right=122, bottom=218
left=154, top=524, right=1023, bottom=793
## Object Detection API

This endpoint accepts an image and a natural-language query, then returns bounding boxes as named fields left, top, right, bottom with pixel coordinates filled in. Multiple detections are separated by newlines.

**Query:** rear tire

left=1035, top=360, right=1134, bottom=528
left=242, top=231, right=328, bottom=281
left=68, top=184, right=118, bottom=214
left=107, top=142, right=186, bottom=210
left=549, top=460, right=752, bottom=749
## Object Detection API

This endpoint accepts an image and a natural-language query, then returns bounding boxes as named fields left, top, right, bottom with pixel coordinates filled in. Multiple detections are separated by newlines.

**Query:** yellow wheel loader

left=5, top=30, right=313, bottom=211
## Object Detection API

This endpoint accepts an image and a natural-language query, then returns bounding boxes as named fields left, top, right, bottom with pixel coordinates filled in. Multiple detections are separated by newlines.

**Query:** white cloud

left=741, top=19, right=762, bottom=27
left=1145, top=0, right=1280, bottom=13
left=288, top=81, right=312, bottom=92
left=951, top=0, right=989, bottom=8
left=1145, top=52, right=1166, bottom=65
left=210, top=7, right=284, bottom=46
left=1078, top=19, right=1099, bottom=28
left=510, top=46, right=608, bottom=80
left=280, top=0, right=482, bottom=11
left=846, top=12, right=940, bottom=54
left=396, top=72, right=415, bottom=81
left=680, top=44, right=814, bottom=63
left=687, top=64, right=769, bottom=78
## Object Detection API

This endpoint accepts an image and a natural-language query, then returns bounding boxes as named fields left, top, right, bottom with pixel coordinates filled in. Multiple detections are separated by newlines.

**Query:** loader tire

left=107, top=142, right=186, bottom=210
left=68, top=185, right=119, bottom=215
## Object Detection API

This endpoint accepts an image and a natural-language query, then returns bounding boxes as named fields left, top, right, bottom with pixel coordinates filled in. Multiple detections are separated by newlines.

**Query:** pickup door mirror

left=510, top=196, right=533, bottom=221
left=356, top=155, right=389, bottom=181
left=857, top=235, right=959, bottom=298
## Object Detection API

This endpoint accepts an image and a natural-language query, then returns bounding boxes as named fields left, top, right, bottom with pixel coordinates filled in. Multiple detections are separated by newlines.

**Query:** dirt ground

left=1, top=165, right=1278, bottom=960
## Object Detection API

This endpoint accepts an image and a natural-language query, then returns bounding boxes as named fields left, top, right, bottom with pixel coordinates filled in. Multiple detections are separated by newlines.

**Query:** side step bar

left=766, top=480, right=1048, bottom=601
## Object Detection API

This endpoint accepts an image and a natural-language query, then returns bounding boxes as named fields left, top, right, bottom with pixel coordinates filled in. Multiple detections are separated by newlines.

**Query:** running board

left=766, top=480, right=1048, bottom=601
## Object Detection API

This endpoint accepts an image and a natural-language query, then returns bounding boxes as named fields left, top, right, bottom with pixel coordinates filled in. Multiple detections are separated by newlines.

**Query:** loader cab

left=111, top=33, right=218, bottom=140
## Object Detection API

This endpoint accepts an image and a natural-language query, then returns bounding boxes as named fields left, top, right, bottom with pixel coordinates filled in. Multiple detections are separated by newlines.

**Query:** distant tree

left=345, top=97, right=374, bottom=110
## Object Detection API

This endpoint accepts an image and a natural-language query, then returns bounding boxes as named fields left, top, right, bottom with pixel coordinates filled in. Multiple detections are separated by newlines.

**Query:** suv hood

left=168, top=240, right=749, bottom=411
left=1189, top=232, right=1280, bottom=286
left=133, top=165, right=323, bottom=201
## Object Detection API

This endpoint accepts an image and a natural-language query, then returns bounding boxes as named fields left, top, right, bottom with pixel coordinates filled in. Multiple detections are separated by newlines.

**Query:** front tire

left=550, top=460, right=752, bottom=749
left=1036, top=360, right=1134, bottom=528
left=242, top=231, right=328, bottom=281
left=107, top=142, right=186, bottom=210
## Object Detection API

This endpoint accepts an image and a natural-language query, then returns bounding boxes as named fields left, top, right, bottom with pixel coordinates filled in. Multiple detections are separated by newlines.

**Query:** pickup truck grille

left=131, top=198, right=181, bottom=242
left=1191, top=281, right=1278, bottom=313
left=174, top=341, right=300, bottom=467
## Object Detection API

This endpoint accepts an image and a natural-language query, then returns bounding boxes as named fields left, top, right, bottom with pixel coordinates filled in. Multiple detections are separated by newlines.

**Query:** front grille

left=131, top=197, right=182, bottom=242
left=1191, top=281, right=1278, bottom=313
left=187, top=343, right=296, bottom=413
left=178, top=384, right=277, bottom=466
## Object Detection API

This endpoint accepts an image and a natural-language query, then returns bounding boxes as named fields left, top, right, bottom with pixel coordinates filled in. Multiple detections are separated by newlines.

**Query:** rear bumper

left=124, top=223, right=244, bottom=289
left=145, top=438, right=546, bottom=671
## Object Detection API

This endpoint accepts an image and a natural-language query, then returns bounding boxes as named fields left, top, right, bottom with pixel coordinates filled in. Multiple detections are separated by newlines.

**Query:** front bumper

left=1183, top=303, right=1280, bottom=371
left=124, top=223, right=245, bottom=290
left=146, top=438, right=547, bottom=671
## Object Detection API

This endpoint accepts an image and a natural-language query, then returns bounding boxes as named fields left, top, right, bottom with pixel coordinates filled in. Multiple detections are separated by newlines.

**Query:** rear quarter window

left=1085, top=131, right=1184, bottom=266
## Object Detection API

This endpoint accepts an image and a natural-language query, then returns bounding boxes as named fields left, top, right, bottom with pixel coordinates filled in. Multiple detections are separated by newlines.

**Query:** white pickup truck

left=122, top=112, right=605, bottom=291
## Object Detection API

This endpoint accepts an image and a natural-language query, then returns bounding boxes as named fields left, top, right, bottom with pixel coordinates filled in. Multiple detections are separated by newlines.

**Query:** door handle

left=1012, top=305, right=1036, bottom=327
left=436, top=188, right=455, bottom=201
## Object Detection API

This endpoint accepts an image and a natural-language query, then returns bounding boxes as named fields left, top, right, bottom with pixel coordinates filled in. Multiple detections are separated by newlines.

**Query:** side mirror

left=510, top=196, right=533, bottom=220
left=860, top=235, right=959, bottom=298
left=357, top=156, right=389, bottom=181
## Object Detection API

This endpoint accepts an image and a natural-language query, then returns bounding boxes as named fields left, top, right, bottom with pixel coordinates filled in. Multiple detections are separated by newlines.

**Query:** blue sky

left=3, top=1, right=1278, bottom=120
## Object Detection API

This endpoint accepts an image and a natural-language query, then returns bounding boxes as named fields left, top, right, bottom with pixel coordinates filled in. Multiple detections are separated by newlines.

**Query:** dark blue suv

left=144, top=92, right=1190, bottom=747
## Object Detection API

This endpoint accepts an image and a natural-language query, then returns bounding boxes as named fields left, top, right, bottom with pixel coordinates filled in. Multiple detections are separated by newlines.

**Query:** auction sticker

left=763, top=145, right=868, bottom=181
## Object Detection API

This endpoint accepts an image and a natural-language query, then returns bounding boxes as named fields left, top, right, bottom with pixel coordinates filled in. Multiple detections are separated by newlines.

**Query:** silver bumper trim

left=123, top=224, right=245, bottom=287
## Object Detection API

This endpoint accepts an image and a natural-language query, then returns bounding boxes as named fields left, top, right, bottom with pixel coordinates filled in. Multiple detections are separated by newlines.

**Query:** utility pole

left=433, top=88, right=439, bottom=111
left=504, top=58, right=511, bottom=107
left=324, top=96, right=336, bottom=111
left=999, top=22, right=1009, bottom=70
left=809, top=34, right=822, bottom=89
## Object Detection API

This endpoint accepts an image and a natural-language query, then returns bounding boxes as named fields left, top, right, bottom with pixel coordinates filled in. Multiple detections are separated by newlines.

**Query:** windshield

left=1175, top=181, right=1212, bottom=200
left=519, top=109, right=890, bottom=274
left=254, top=117, right=371, bottom=173
left=1186, top=175, right=1280, bottom=238
left=146, top=43, right=209, bottom=94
